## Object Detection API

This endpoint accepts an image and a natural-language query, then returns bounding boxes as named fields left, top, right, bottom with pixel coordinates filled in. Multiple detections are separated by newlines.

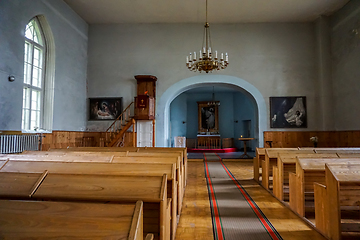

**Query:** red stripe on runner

left=214, top=153, right=222, bottom=161
left=205, top=160, right=224, bottom=240
left=219, top=161, right=281, bottom=240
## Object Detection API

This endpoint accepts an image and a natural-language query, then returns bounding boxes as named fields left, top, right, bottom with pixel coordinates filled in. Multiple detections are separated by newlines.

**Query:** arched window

left=22, top=16, right=54, bottom=132
left=22, top=18, right=45, bottom=131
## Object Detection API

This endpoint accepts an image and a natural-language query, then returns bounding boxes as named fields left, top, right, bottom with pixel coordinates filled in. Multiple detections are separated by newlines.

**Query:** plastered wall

left=0, top=0, right=88, bottom=131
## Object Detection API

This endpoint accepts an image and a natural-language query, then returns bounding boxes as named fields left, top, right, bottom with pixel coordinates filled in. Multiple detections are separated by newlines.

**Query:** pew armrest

left=314, top=183, right=328, bottom=237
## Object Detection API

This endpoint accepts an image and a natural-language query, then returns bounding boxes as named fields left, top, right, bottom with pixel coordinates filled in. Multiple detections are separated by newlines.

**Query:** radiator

left=0, top=134, right=39, bottom=154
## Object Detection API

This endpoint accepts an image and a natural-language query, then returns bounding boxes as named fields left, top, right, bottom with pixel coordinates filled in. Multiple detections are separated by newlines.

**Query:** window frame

left=22, top=17, right=46, bottom=132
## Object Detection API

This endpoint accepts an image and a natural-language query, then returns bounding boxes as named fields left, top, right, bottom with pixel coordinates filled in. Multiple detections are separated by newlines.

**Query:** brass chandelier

left=186, top=0, right=229, bottom=73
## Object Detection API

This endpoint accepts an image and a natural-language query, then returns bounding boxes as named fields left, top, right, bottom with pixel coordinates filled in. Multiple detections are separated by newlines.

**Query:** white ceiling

left=64, top=0, right=349, bottom=24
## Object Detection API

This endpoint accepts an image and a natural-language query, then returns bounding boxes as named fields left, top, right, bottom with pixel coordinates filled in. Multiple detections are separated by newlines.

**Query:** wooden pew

left=0, top=172, right=170, bottom=240
left=254, top=148, right=265, bottom=183
left=0, top=200, right=144, bottom=239
left=314, top=163, right=360, bottom=240
left=0, top=154, right=113, bottom=162
left=0, top=171, right=47, bottom=199
left=314, top=148, right=360, bottom=154
left=0, top=160, right=178, bottom=240
left=262, top=148, right=314, bottom=190
left=2, top=153, right=183, bottom=216
left=290, top=157, right=360, bottom=218
left=337, top=153, right=360, bottom=158
left=49, top=146, right=188, bottom=187
left=21, top=150, right=186, bottom=208
left=273, top=153, right=338, bottom=201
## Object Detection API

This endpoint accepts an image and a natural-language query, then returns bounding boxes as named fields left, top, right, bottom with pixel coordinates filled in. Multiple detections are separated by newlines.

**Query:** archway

left=156, top=75, right=267, bottom=147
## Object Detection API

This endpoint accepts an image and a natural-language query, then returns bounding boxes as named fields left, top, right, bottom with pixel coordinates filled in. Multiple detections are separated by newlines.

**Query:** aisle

left=204, top=153, right=282, bottom=240
left=175, top=160, right=327, bottom=240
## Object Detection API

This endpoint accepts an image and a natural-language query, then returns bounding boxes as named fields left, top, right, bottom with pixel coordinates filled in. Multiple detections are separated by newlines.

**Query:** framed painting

left=270, top=96, right=307, bottom=128
left=89, top=97, right=123, bottom=120
left=197, top=101, right=219, bottom=133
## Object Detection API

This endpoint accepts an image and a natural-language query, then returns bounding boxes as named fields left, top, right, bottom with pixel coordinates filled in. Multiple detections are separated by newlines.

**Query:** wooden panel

left=314, top=183, right=328, bottom=236
left=264, top=131, right=360, bottom=148
left=0, top=172, right=43, bottom=199
left=0, top=200, right=143, bottom=239
left=33, top=174, right=168, bottom=240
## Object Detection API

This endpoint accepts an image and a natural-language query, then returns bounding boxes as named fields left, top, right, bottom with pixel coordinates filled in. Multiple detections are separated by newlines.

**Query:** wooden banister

left=106, top=102, right=134, bottom=132
left=105, top=102, right=135, bottom=147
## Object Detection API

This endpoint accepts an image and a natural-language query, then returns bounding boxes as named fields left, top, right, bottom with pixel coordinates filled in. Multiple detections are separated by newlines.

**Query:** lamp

left=207, top=86, right=220, bottom=106
left=186, top=0, right=229, bottom=73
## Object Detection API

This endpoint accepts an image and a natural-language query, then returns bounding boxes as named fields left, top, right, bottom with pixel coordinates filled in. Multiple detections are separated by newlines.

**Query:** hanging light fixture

left=207, top=86, right=220, bottom=106
left=186, top=0, right=229, bottom=73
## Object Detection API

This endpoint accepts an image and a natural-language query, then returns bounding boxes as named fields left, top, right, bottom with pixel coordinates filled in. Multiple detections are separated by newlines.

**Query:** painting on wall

left=270, top=96, right=307, bottom=128
left=197, top=101, right=219, bottom=133
left=89, top=97, right=123, bottom=120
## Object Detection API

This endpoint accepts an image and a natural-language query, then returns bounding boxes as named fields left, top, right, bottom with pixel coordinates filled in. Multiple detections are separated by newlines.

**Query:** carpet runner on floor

left=204, top=153, right=283, bottom=240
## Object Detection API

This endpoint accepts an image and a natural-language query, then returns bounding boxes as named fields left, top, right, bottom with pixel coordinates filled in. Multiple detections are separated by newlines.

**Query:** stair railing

left=105, top=102, right=134, bottom=145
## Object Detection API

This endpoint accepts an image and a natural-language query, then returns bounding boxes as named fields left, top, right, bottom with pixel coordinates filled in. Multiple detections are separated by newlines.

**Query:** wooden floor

left=175, top=159, right=327, bottom=240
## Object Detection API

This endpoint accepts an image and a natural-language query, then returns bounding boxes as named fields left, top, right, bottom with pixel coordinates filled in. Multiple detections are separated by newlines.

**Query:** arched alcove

left=156, top=75, right=267, bottom=147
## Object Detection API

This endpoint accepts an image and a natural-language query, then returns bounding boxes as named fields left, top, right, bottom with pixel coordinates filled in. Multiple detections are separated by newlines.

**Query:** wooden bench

left=0, top=172, right=171, bottom=240
left=49, top=146, right=188, bottom=187
left=262, top=148, right=314, bottom=190
left=273, top=153, right=338, bottom=201
left=289, top=157, right=360, bottom=218
left=314, top=163, right=360, bottom=240
left=0, top=160, right=178, bottom=240
left=1, top=153, right=184, bottom=215
left=0, top=199, right=144, bottom=239
left=20, top=151, right=186, bottom=209
left=0, top=171, right=47, bottom=199
left=314, top=148, right=360, bottom=154
left=254, top=147, right=265, bottom=183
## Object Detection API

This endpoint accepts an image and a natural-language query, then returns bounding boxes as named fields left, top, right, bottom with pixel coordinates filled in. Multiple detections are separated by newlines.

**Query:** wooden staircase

left=105, top=102, right=136, bottom=147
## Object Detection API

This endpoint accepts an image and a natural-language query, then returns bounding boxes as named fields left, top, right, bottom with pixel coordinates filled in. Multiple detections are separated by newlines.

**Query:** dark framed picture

left=197, top=101, right=219, bottom=133
left=270, top=96, right=307, bottom=128
left=89, top=97, right=123, bottom=120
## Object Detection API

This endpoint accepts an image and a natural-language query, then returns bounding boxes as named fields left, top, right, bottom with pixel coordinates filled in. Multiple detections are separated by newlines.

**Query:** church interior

left=1, top=0, right=360, bottom=239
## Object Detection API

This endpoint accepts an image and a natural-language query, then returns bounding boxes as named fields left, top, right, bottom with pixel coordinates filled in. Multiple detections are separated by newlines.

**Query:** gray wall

left=87, top=22, right=322, bottom=145
left=0, top=0, right=88, bottom=131
left=331, top=1, right=360, bottom=130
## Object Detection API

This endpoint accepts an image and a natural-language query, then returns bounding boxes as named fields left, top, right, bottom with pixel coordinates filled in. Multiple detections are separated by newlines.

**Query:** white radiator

left=0, top=134, right=39, bottom=154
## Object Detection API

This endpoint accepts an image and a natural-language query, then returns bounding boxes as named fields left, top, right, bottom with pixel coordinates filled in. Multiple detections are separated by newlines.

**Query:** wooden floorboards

left=175, top=160, right=327, bottom=240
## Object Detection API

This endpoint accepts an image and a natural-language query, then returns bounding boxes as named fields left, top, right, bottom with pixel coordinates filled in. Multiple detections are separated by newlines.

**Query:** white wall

left=0, top=0, right=88, bottom=131
left=331, top=0, right=360, bottom=130
left=87, top=22, right=323, bottom=145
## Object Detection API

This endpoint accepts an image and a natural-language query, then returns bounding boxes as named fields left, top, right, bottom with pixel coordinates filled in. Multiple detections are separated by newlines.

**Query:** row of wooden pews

left=254, top=147, right=360, bottom=240
left=0, top=147, right=187, bottom=240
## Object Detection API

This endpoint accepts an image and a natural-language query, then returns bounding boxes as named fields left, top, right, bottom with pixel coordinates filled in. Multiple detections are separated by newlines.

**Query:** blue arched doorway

left=156, top=75, right=267, bottom=148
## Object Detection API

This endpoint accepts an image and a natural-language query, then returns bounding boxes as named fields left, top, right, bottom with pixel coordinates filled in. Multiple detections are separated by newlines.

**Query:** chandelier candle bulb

left=225, top=53, right=228, bottom=62
left=215, top=51, right=218, bottom=59
left=221, top=53, right=224, bottom=60
left=193, top=52, right=196, bottom=60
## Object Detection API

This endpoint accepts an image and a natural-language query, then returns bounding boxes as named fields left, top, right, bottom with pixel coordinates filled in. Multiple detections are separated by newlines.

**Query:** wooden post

left=132, top=119, right=136, bottom=147
left=152, top=119, right=155, bottom=147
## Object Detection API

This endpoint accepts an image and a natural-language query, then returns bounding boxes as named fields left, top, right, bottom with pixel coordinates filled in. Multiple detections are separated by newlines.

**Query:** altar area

left=186, top=136, right=236, bottom=153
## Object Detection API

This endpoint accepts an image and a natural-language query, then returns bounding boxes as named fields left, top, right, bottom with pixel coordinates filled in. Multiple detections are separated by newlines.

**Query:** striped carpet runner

left=204, top=153, right=283, bottom=240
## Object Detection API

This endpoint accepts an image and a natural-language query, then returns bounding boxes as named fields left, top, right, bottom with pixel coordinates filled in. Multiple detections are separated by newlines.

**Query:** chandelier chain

left=186, top=0, right=229, bottom=73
